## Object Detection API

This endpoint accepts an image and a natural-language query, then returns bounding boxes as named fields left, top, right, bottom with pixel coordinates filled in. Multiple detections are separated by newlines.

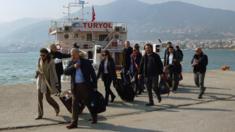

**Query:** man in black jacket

left=64, top=48, right=97, bottom=129
left=138, top=43, right=163, bottom=106
left=122, top=40, right=133, bottom=73
left=191, top=48, right=208, bottom=99
left=50, top=44, right=71, bottom=92
left=175, top=45, right=184, bottom=62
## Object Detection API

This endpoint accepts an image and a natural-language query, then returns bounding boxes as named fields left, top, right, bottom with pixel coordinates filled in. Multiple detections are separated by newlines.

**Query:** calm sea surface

left=0, top=49, right=234, bottom=85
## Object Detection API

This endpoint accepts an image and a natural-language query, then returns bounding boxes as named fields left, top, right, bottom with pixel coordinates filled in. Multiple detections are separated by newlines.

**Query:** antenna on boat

left=63, top=0, right=88, bottom=21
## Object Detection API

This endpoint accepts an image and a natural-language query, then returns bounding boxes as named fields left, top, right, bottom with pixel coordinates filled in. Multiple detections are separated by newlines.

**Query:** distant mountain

left=91, top=0, right=235, bottom=40
left=1, top=0, right=235, bottom=50
left=0, top=18, right=51, bottom=51
left=0, top=18, right=45, bottom=40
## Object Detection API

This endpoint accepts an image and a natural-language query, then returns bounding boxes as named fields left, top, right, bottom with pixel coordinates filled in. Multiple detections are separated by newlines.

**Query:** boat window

left=114, top=34, right=119, bottom=39
left=99, top=34, right=108, bottom=41
left=87, top=51, right=93, bottom=59
left=64, top=26, right=70, bottom=32
left=96, top=47, right=102, bottom=53
left=87, top=34, right=92, bottom=41
left=83, top=44, right=89, bottom=49
left=115, top=27, right=121, bottom=32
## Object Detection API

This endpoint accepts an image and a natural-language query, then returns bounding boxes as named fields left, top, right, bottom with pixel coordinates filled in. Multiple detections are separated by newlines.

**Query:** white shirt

left=169, top=53, right=174, bottom=65
left=104, top=59, right=108, bottom=74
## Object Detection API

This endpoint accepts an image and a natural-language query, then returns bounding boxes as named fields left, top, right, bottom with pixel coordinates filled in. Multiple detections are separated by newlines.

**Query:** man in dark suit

left=122, top=40, right=133, bottom=73
left=50, top=44, right=71, bottom=92
left=64, top=48, right=97, bottom=129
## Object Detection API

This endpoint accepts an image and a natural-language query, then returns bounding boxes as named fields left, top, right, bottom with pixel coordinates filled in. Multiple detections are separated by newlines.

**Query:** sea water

left=0, top=49, right=234, bottom=85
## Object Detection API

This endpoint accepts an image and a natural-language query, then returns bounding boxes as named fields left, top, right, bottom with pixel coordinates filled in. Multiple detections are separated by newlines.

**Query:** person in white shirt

left=97, top=50, right=117, bottom=105
left=164, top=46, right=182, bottom=92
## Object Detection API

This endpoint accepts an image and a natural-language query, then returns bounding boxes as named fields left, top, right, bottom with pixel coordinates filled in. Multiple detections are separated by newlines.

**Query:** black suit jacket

left=50, top=51, right=71, bottom=75
left=64, top=58, right=97, bottom=90
left=97, top=58, right=117, bottom=81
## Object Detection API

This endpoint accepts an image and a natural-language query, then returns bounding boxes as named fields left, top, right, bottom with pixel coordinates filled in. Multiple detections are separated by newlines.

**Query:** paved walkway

left=0, top=70, right=235, bottom=132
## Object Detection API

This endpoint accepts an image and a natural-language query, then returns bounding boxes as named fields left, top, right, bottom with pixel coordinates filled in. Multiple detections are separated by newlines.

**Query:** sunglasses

left=102, top=54, right=106, bottom=56
left=40, top=54, right=47, bottom=57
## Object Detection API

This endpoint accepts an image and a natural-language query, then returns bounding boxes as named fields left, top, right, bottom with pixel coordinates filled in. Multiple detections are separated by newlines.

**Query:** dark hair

left=134, top=43, right=140, bottom=51
left=168, top=46, right=174, bottom=49
left=73, top=43, right=80, bottom=49
left=144, top=43, right=153, bottom=50
left=40, top=48, right=49, bottom=54
left=167, top=41, right=172, bottom=45
left=103, top=50, right=112, bottom=60
left=40, top=48, right=51, bottom=62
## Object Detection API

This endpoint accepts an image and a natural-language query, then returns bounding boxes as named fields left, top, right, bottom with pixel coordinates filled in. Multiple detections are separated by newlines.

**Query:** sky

left=0, top=0, right=234, bottom=23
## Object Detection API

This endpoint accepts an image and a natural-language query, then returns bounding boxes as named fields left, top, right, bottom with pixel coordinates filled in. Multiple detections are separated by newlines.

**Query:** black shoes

left=157, top=95, right=162, bottom=103
left=89, top=115, right=98, bottom=124
left=35, top=116, right=43, bottom=120
left=198, top=94, right=203, bottom=99
left=111, top=96, right=116, bottom=103
left=56, top=109, right=60, bottom=116
left=198, top=87, right=206, bottom=99
left=66, top=123, right=77, bottom=129
left=91, top=117, right=97, bottom=124
left=145, top=103, right=154, bottom=106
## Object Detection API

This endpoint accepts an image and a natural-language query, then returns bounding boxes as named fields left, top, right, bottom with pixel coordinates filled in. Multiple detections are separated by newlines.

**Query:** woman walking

left=97, top=50, right=117, bottom=105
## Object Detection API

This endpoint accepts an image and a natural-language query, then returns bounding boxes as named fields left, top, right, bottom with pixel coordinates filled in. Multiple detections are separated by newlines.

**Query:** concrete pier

left=0, top=70, right=235, bottom=132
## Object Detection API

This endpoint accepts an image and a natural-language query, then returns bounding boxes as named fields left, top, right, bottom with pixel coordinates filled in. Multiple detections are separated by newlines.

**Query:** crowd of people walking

left=34, top=41, right=208, bottom=129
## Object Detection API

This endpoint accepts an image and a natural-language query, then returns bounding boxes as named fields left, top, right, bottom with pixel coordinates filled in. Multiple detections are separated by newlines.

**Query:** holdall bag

left=59, top=90, right=84, bottom=114
left=114, top=79, right=135, bottom=102
left=89, top=91, right=106, bottom=114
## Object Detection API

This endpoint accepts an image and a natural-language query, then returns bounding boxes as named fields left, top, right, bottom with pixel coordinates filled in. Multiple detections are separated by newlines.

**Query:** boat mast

left=63, top=0, right=88, bottom=22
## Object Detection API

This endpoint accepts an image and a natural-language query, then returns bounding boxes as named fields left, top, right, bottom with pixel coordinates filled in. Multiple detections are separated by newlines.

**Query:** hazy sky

left=0, top=0, right=234, bottom=22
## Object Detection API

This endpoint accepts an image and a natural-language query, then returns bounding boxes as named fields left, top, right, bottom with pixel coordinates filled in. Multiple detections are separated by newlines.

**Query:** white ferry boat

left=48, top=0, right=127, bottom=69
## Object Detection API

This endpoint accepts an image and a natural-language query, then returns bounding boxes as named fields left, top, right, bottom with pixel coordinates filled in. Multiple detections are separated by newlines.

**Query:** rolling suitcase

left=59, top=90, right=84, bottom=114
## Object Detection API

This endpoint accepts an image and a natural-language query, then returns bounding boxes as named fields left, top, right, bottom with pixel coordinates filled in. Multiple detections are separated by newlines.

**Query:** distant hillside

left=1, top=0, right=235, bottom=50
left=0, top=18, right=50, bottom=50
left=92, top=0, right=235, bottom=40
left=0, top=18, right=43, bottom=40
